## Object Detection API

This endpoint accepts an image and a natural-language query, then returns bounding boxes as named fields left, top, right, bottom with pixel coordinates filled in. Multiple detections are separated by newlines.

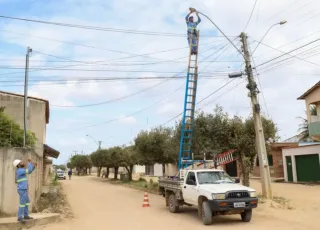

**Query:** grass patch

left=105, top=177, right=159, bottom=194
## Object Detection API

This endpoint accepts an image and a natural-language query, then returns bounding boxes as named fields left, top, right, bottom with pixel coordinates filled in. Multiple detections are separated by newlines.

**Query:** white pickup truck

left=158, top=169, right=258, bottom=225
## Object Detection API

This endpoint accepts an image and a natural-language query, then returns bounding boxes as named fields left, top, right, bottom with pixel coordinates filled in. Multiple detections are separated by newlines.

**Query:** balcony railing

left=309, top=121, right=320, bottom=136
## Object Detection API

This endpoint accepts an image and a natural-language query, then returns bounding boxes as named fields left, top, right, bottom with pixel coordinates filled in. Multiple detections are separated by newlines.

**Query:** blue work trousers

left=187, top=32, right=198, bottom=53
left=17, top=189, right=30, bottom=219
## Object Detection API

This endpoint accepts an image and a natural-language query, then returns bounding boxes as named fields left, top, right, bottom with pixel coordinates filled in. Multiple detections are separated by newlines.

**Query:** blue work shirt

left=185, top=15, right=201, bottom=35
left=16, top=162, right=35, bottom=190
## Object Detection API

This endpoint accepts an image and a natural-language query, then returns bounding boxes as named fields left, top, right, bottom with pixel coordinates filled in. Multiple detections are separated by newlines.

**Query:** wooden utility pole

left=240, top=32, right=272, bottom=199
left=23, top=47, right=32, bottom=147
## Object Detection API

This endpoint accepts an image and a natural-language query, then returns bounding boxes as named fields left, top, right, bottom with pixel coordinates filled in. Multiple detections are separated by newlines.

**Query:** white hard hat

left=13, top=159, right=21, bottom=167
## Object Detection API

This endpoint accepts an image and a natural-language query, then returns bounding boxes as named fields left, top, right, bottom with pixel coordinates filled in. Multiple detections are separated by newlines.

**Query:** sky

left=0, top=0, right=319, bottom=164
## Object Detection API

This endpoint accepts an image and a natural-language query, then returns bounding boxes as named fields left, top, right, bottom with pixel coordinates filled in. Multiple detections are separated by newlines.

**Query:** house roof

left=0, top=90, right=50, bottom=123
left=270, top=142, right=299, bottom=149
left=44, top=144, right=60, bottom=159
left=297, top=81, right=320, bottom=100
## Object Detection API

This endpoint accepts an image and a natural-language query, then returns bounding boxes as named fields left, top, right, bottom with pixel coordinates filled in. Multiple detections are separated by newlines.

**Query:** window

left=145, top=165, right=154, bottom=176
left=256, top=155, right=273, bottom=166
left=197, top=171, right=234, bottom=184
left=186, top=172, right=196, bottom=183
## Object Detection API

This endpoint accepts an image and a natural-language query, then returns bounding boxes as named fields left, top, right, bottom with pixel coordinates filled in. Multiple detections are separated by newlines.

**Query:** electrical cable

left=0, top=42, right=228, bottom=77
left=243, top=0, right=258, bottom=31
left=0, top=15, right=235, bottom=37
left=253, top=39, right=320, bottom=68
left=255, top=37, right=320, bottom=68
left=162, top=78, right=237, bottom=125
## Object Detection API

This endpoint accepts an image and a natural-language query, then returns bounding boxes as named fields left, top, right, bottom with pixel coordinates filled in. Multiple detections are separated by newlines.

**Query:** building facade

left=298, top=81, right=320, bottom=141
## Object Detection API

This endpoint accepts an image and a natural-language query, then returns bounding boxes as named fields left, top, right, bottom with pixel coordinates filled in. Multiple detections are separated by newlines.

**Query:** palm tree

left=297, top=105, right=317, bottom=141
left=298, top=117, right=309, bottom=141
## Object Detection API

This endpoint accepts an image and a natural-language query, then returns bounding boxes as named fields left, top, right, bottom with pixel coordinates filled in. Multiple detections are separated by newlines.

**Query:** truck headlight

left=250, top=191, right=257, bottom=198
left=212, top=193, right=226, bottom=200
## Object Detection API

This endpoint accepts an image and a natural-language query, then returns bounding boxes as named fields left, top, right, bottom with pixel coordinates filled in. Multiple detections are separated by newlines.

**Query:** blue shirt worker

left=185, top=10, right=201, bottom=55
left=13, top=159, right=37, bottom=223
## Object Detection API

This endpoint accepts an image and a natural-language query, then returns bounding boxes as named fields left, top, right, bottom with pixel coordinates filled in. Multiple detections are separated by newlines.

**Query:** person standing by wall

left=13, top=158, right=37, bottom=223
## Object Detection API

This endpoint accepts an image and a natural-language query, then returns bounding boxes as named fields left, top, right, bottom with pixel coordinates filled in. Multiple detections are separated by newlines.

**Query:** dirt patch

left=258, top=194, right=294, bottom=210
left=34, top=185, right=73, bottom=219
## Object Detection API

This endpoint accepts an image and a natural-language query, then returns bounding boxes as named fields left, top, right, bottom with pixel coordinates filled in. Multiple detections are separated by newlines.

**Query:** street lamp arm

left=86, top=134, right=98, bottom=145
left=194, top=9, right=245, bottom=59
left=252, top=21, right=287, bottom=55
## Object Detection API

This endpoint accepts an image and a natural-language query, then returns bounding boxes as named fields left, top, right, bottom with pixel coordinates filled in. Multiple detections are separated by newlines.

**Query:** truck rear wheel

left=241, top=210, right=252, bottom=222
left=202, top=201, right=212, bottom=225
left=168, top=194, right=179, bottom=213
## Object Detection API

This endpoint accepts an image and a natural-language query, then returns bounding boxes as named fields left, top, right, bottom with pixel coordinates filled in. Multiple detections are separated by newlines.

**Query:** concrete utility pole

left=240, top=32, right=272, bottom=199
left=23, top=47, right=32, bottom=147
left=98, top=141, right=102, bottom=150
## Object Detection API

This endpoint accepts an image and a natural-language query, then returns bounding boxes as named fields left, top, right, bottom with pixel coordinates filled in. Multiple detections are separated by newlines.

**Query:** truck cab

left=159, top=169, right=258, bottom=225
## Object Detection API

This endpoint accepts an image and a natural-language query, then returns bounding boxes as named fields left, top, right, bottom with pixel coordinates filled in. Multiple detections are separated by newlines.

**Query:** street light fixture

left=86, top=134, right=114, bottom=150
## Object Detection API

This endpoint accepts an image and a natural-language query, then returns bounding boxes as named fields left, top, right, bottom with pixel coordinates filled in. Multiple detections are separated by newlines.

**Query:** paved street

left=32, top=176, right=320, bottom=230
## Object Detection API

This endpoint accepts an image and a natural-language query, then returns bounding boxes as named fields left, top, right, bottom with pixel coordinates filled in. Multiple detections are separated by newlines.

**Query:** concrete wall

left=282, top=145, right=320, bottom=182
left=164, top=164, right=178, bottom=176
left=0, top=93, right=47, bottom=156
left=0, top=148, right=43, bottom=216
left=153, top=164, right=163, bottom=176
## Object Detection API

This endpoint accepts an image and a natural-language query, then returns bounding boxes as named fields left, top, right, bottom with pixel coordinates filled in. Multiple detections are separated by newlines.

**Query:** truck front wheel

left=241, top=210, right=252, bottom=222
left=168, top=194, right=179, bottom=213
left=202, top=201, right=212, bottom=225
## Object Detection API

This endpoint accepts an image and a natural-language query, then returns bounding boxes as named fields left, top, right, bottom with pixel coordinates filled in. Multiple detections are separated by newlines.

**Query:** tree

left=90, top=149, right=109, bottom=177
left=135, top=127, right=177, bottom=174
left=108, top=146, right=124, bottom=179
left=0, top=107, right=37, bottom=147
left=229, top=115, right=278, bottom=186
left=121, top=146, right=140, bottom=181
left=67, top=162, right=73, bottom=169
left=56, top=164, right=66, bottom=171
left=70, top=155, right=92, bottom=175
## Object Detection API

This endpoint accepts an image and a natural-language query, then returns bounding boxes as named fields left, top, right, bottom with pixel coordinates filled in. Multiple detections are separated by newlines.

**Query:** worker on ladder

left=185, top=8, right=201, bottom=55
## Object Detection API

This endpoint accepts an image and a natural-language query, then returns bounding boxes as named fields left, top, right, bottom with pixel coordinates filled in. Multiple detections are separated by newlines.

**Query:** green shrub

left=149, top=179, right=154, bottom=185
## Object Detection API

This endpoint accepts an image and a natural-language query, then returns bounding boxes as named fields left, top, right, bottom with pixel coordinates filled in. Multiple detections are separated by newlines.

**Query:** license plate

left=234, top=202, right=245, bottom=208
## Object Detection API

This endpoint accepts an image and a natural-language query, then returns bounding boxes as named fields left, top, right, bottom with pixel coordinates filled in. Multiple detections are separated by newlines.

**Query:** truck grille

left=227, top=191, right=249, bottom=199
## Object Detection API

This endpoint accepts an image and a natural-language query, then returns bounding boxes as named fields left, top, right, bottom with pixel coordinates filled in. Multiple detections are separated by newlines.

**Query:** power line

left=255, top=37, right=320, bottom=68
left=243, top=0, right=258, bottom=31
left=248, top=45, right=270, bottom=117
left=0, top=15, right=234, bottom=38
left=162, top=79, right=237, bottom=125
left=254, top=39, right=320, bottom=68
left=78, top=84, right=185, bottom=129
left=0, top=42, right=228, bottom=77
left=0, top=29, right=222, bottom=61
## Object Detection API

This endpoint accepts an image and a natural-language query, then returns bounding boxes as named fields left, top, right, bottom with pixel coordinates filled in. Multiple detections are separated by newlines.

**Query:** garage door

left=295, top=154, right=320, bottom=182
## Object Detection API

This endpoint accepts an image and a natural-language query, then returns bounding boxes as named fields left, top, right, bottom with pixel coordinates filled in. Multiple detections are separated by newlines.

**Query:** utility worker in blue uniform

left=186, top=9, right=201, bottom=55
left=13, top=159, right=37, bottom=223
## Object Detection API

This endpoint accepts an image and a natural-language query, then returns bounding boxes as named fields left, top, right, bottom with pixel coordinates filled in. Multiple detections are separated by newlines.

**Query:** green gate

left=295, top=154, right=320, bottom=182
left=286, top=156, right=293, bottom=182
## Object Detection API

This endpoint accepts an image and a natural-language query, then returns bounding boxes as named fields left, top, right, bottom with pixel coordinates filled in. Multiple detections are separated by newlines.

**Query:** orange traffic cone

left=142, top=192, right=150, bottom=207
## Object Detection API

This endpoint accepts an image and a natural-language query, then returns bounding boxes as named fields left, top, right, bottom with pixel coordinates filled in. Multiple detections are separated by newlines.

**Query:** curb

left=0, top=213, right=60, bottom=230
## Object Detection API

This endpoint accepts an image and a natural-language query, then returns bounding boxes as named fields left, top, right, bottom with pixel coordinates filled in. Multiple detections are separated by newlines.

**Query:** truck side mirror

left=234, top=178, right=240, bottom=183
left=186, top=180, right=196, bottom=185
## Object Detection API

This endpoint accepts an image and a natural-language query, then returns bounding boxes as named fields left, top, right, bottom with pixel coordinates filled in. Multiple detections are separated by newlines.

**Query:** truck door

left=183, top=172, right=198, bottom=205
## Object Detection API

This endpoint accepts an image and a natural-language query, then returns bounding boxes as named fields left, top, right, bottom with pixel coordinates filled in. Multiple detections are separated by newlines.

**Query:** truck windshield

left=197, top=171, right=234, bottom=184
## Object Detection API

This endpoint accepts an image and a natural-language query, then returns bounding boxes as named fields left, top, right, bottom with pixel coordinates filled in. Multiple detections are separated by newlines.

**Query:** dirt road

left=32, top=176, right=319, bottom=230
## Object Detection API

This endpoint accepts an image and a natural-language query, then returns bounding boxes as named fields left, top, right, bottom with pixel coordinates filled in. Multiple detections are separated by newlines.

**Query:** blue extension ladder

left=178, top=31, right=200, bottom=171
